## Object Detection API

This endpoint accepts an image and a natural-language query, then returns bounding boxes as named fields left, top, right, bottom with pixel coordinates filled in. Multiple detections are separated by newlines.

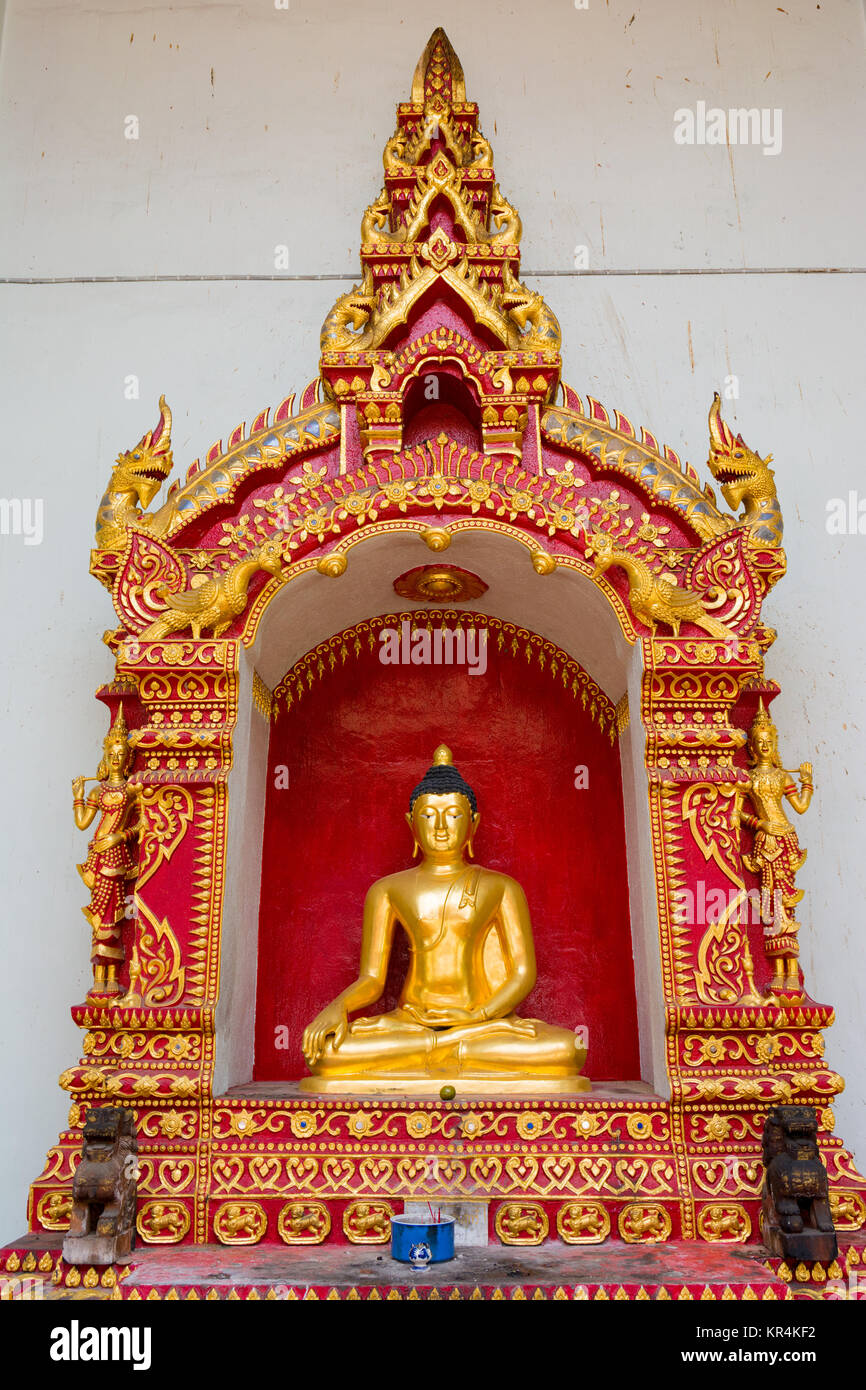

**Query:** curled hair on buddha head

left=409, top=744, right=477, bottom=815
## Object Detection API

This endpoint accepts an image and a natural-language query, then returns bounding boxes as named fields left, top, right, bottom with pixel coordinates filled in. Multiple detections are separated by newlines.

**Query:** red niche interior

left=253, top=622, right=640, bottom=1082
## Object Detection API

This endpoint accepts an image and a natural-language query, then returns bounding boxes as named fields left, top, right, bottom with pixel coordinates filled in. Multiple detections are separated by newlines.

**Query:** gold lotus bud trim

left=531, top=548, right=556, bottom=575
left=420, top=527, right=451, bottom=552
left=316, top=552, right=347, bottom=577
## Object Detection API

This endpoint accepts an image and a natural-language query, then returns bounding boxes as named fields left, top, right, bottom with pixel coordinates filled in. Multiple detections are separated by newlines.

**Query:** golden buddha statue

left=301, top=746, right=588, bottom=1093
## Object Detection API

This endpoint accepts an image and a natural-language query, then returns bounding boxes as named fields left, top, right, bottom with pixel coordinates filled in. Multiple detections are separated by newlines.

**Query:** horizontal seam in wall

left=0, top=268, right=863, bottom=285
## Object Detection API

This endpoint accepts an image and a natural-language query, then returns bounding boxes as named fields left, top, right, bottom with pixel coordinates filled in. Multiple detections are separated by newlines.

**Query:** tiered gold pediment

left=320, top=28, right=560, bottom=399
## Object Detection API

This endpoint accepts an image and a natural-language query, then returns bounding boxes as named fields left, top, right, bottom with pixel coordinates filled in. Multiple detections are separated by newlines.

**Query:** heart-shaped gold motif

left=470, top=1156, right=502, bottom=1187
left=359, top=1158, right=393, bottom=1185
left=505, top=1156, right=539, bottom=1187
left=542, top=1156, right=576, bottom=1187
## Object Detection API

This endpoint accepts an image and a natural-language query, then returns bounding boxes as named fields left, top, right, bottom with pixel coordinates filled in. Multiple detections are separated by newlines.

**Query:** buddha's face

left=408, top=792, right=479, bottom=859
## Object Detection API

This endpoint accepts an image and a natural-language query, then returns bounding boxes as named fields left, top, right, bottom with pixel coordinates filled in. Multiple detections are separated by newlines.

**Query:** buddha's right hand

left=302, top=1003, right=348, bottom=1066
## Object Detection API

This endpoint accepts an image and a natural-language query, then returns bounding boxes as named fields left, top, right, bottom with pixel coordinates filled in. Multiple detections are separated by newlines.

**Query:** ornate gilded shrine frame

left=29, top=30, right=865, bottom=1254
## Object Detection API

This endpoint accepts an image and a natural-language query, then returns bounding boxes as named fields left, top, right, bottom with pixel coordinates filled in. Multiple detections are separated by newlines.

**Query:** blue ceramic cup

left=391, top=1214, right=456, bottom=1264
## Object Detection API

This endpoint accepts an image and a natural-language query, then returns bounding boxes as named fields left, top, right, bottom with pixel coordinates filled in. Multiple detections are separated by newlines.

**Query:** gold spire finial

left=105, top=701, right=129, bottom=745
left=433, top=744, right=453, bottom=766
left=411, top=28, right=466, bottom=105
left=751, top=697, right=774, bottom=733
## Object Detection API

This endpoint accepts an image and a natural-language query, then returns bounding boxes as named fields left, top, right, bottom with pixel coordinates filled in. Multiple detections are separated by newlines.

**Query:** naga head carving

left=343, top=270, right=378, bottom=329
left=112, top=395, right=174, bottom=508
left=498, top=264, right=541, bottom=329
left=707, top=392, right=776, bottom=514
left=362, top=188, right=392, bottom=234
left=344, top=298, right=374, bottom=335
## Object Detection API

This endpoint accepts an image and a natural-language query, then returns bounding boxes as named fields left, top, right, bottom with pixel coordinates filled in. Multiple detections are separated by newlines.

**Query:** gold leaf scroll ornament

left=682, top=784, right=749, bottom=1005
left=130, top=786, right=194, bottom=1006
left=112, top=531, right=186, bottom=635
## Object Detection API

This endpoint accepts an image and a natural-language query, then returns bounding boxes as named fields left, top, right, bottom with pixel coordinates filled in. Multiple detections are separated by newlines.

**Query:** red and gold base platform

left=5, top=1232, right=865, bottom=1302
left=29, top=1007, right=866, bottom=1263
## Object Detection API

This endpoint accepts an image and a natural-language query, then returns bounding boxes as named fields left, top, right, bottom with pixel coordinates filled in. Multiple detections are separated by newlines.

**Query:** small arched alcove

left=402, top=369, right=482, bottom=451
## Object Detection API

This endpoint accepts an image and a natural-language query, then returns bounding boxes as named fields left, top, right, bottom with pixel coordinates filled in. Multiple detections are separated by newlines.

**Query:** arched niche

left=214, top=526, right=667, bottom=1096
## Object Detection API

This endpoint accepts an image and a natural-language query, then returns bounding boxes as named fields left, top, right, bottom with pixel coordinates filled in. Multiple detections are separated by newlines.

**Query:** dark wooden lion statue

left=63, top=1106, right=138, bottom=1266
left=761, top=1105, right=837, bottom=1262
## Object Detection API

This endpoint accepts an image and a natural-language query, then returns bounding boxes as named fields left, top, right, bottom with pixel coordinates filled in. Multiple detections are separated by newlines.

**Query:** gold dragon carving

left=95, top=396, right=175, bottom=551
left=707, top=393, right=783, bottom=547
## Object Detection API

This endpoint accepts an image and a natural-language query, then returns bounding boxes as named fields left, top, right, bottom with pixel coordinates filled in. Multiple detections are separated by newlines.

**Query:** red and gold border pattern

left=271, top=610, right=619, bottom=739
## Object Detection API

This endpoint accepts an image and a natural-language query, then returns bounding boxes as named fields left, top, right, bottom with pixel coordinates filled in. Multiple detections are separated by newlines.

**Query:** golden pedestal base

left=298, top=1074, right=592, bottom=1095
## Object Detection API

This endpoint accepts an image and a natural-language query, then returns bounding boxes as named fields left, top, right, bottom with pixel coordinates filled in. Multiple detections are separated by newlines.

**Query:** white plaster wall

left=1, top=0, right=864, bottom=1241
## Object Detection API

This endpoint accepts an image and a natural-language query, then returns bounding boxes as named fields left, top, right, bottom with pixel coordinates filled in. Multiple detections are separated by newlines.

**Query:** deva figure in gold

left=735, top=700, right=813, bottom=996
left=72, top=706, right=141, bottom=1000
left=301, top=746, right=588, bottom=1093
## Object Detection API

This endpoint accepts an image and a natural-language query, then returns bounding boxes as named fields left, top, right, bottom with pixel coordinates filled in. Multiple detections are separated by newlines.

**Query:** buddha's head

left=407, top=744, right=480, bottom=860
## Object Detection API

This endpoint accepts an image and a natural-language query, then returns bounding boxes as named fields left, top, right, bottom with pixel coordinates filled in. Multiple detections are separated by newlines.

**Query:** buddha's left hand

left=419, top=1006, right=486, bottom=1027
left=420, top=1007, right=537, bottom=1036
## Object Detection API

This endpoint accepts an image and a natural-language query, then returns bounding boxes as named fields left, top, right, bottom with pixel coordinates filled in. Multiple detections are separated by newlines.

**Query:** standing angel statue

left=733, top=700, right=814, bottom=996
left=72, top=706, right=141, bottom=1000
